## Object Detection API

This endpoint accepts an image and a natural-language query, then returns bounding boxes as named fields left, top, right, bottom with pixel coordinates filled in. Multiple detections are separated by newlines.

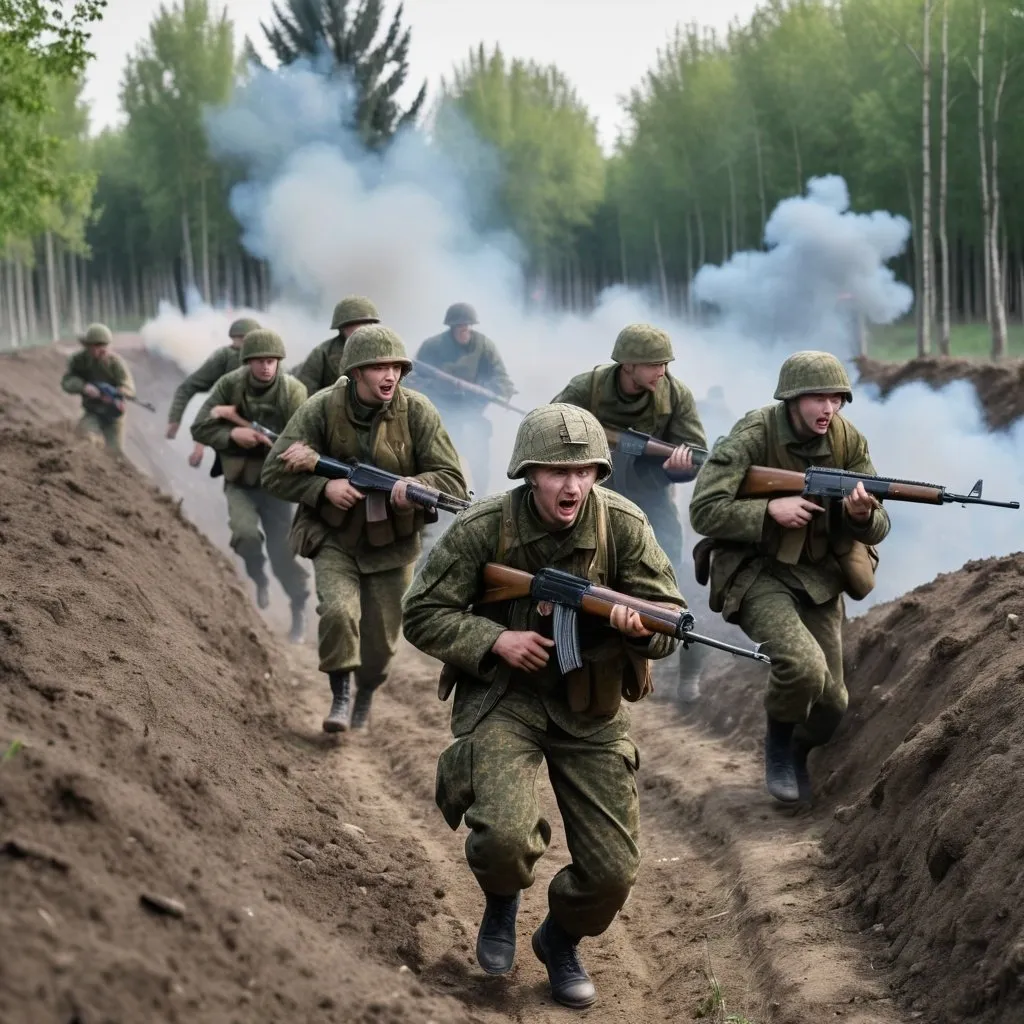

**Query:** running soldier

left=293, top=296, right=381, bottom=396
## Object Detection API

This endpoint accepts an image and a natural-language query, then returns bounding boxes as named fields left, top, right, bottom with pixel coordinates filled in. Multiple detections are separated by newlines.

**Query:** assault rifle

left=738, top=465, right=1020, bottom=510
left=94, top=382, right=156, bottom=417
left=602, top=425, right=709, bottom=468
left=410, top=360, right=529, bottom=416
left=477, top=564, right=770, bottom=673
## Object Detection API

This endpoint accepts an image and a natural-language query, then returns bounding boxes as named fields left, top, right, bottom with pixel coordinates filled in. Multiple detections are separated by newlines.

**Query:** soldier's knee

left=231, top=527, right=263, bottom=551
left=318, top=597, right=358, bottom=633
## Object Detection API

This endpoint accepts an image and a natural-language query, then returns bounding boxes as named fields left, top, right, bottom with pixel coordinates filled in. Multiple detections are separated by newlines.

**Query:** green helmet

left=507, top=404, right=612, bottom=481
left=240, top=329, right=287, bottom=362
left=331, top=296, right=381, bottom=330
left=611, top=323, right=674, bottom=364
left=341, top=325, right=412, bottom=376
left=774, top=351, right=853, bottom=403
left=80, top=323, right=112, bottom=346
left=228, top=316, right=261, bottom=339
left=444, top=302, right=478, bottom=326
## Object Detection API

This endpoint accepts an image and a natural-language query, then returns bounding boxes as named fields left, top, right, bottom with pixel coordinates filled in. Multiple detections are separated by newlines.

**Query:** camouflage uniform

left=689, top=352, right=891, bottom=802
left=60, top=323, right=135, bottom=454
left=167, top=317, right=258, bottom=426
left=191, top=330, right=311, bottom=620
left=552, top=324, right=708, bottom=699
left=412, top=302, right=516, bottom=496
left=262, top=325, right=467, bottom=732
left=293, top=296, right=380, bottom=396
left=403, top=404, right=682, bottom=1008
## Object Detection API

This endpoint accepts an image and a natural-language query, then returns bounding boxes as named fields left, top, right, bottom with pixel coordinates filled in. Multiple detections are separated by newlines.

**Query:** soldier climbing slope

left=191, top=329, right=311, bottom=641
left=293, top=296, right=381, bottom=396
left=262, top=325, right=467, bottom=734
left=402, top=404, right=684, bottom=1011
left=166, top=316, right=261, bottom=468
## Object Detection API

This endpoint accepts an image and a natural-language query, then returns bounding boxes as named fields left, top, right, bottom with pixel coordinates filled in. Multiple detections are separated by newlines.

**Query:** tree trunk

left=918, top=0, right=933, bottom=357
left=14, top=259, right=28, bottom=343
left=753, top=114, right=767, bottom=238
left=44, top=231, right=60, bottom=341
left=720, top=206, right=728, bottom=262
left=4, top=260, right=19, bottom=347
left=906, top=169, right=921, bottom=339
left=790, top=117, right=803, bottom=192
left=938, top=0, right=951, bottom=355
left=617, top=210, right=627, bottom=284
left=200, top=176, right=211, bottom=304
left=976, top=6, right=992, bottom=329
left=181, top=200, right=196, bottom=302
left=685, top=214, right=695, bottom=316
left=259, top=259, right=270, bottom=307
left=728, top=161, right=739, bottom=254
left=653, top=221, right=669, bottom=308
left=988, top=48, right=1009, bottom=359
left=695, top=203, right=706, bottom=269
left=25, top=261, right=38, bottom=342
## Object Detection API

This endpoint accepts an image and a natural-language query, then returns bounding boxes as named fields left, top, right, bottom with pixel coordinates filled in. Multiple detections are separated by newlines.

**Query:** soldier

left=191, top=329, right=311, bottom=640
left=689, top=351, right=890, bottom=805
left=402, top=404, right=684, bottom=1010
left=261, top=325, right=467, bottom=734
left=166, top=316, right=261, bottom=467
left=413, top=302, right=515, bottom=496
left=552, top=324, right=709, bottom=702
left=60, top=322, right=136, bottom=455
left=293, top=296, right=381, bottom=396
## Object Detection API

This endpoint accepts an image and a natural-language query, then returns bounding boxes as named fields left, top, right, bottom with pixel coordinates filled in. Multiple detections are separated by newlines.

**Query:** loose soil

left=7, top=340, right=1017, bottom=1024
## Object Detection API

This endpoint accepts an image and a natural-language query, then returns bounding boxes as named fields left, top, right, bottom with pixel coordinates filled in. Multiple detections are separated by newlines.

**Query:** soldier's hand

left=229, top=426, right=265, bottom=449
left=211, top=404, right=239, bottom=423
left=325, top=478, right=365, bottom=510
left=662, top=445, right=694, bottom=474
left=767, top=496, right=823, bottom=528
left=279, top=442, right=319, bottom=473
left=166, top=422, right=179, bottom=440
left=188, top=443, right=204, bottom=468
left=390, top=478, right=428, bottom=511
left=843, top=481, right=876, bottom=522
left=609, top=604, right=653, bottom=638
left=82, top=383, right=100, bottom=399
left=492, top=630, right=554, bottom=672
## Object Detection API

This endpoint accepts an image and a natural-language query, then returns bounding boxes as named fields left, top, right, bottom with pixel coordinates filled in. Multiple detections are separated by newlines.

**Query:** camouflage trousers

left=76, top=411, right=125, bottom=455
left=436, top=689, right=641, bottom=938
left=312, top=539, right=414, bottom=684
left=225, top=483, right=310, bottom=604
left=736, top=572, right=846, bottom=747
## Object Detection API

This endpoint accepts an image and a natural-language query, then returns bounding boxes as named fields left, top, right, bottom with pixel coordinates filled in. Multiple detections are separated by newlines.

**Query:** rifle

left=94, top=382, right=156, bottom=417
left=205, top=407, right=277, bottom=478
left=738, top=465, right=1020, bottom=510
left=410, top=360, right=529, bottom=416
left=477, top=563, right=770, bottom=672
left=602, top=425, right=709, bottom=468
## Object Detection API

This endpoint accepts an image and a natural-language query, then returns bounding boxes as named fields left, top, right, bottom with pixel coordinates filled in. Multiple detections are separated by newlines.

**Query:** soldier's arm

left=285, top=377, right=309, bottom=418
left=260, top=393, right=330, bottom=507
left=402, top=512, right=506, bottom=679
left=408, top=398, right=470, bottom=498
left=60, top=354, right=86, bottom=395
left=189, top=378, right=235, bottom=450
left=665, top=381, right=708, bottom=450
left=688, top=421, right=770, bottom=543
left=480, top=339, right=515, bottom=399
left=549, top=373, right=590, bottom=408
left=113, top=356, right=136, bottom=399
left=843, top=435, right=892, bottom=546
left=168, top=349, right=227, bottom=424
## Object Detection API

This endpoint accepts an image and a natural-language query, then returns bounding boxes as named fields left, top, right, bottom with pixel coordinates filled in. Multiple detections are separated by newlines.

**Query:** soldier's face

left=86, top=343, right=109, bottom=361
left=529, top=465, right=600, bottom=528
left=229, top=334, right=245, bottom=348
left=451, top=324, right=472, bottom=344
left=353, top=362, right=402, bottom=404
left=791, top=393, right=844, bottom=436
left=248, top=357, right=279, bottom=383
left=622, top=362, right=667, bottom=393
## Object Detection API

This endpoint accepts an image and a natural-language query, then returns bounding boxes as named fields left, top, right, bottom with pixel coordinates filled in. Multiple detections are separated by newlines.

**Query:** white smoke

left=138, top=58, right=1023, bottom=614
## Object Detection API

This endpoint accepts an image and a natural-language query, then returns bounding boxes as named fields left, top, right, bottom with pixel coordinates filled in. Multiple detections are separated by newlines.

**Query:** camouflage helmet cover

left=774, top=350, right=853, bottom=403
left=80, top=323, right=113, bottom=346
left=228, top=316, right=261, bottom=338
left=341, top=324, right=413, bottom=376
left=611, top=323, right=674, bottom=364
left=507, top=403, right=612, bottom=481
left=331, top=296, right=381, bottom=330
left=444, top=302, right=478, bottom=326
left=240, top=329, right=287, bottom=362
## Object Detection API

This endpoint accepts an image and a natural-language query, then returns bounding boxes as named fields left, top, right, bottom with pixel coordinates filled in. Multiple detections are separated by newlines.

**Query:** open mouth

left=557, top=497, right=579, bottom=516
left=379, top=383, right=395, bottom=398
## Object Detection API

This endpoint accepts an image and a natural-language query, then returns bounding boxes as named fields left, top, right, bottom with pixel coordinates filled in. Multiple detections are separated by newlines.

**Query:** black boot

left=793, top=740, right=813, bottom=803
left=475, top=891, right=520, bottom=975
left=288, top=601, right=306, bottom=644
left=255, top=577, right=270, bottom=610
left=531, top=914, right=597, bottom=1009
left=350, top=687, right=375, bottom=731
left=323, top=672, right=352, bottom=733
left=764, top=717, right=800, bottom=804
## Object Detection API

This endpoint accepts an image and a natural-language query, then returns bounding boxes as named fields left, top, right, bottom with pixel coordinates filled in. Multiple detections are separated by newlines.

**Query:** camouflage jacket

left=412, top=329, right=515, bottom=410
left=168, top=345, right=242, bottom=424
left=293, top=335, right=346, bottom=396
left=402, top=485, right=683, bottom=739
left=261, top=379, right=467, bottom=572
left=689, top=402, right=891, bottom=617
left=61, top=350, right=136, bottom=418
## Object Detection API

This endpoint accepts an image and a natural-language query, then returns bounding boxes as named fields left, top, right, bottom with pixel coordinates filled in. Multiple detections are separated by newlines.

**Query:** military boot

left=288, top=601, right=306, bottom=644
left=323, top=672, right=352, bottom=733
left=475, top=891, right=520, bottom=975
left=793, top=740, right=813, bottom=803
left=350, top=687, right=375, bottom=731
left=764, top=716, right=800, bottom=804
left=531, top=914, right=597, bottom=1009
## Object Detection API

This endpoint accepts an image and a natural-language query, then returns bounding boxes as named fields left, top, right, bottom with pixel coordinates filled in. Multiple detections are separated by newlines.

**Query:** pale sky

left=81, top=0, right=762, bottom=149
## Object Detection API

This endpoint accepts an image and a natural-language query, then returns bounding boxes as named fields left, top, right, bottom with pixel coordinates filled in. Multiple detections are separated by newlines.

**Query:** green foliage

left=1, top=738, right=24, bottom=764
left=255, top=0, right=427, bottom=147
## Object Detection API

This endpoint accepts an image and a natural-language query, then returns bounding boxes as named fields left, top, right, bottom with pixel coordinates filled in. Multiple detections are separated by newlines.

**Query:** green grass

left=1, top=739, right=24, bottom=764
left=867, top=320, right=1024, bottom=362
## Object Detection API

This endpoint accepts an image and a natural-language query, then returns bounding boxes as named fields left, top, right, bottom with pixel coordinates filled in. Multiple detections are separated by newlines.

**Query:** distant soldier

left=414, top=302, right=515, bottom=496
left=166, top=316, right=261, bottom=467
left=403, top=404, right=683, bottom=1010
left=689, top=352, right=891, bottom=804
left=262, top=326, right=467, bottom=733
left=60, top=322, right=136, bottom=456
left=551, top=324, right=709, bottom=701
left=696, top=384, right=733, bottom=446
left=191, top=330, right=311, bottom=641
left=293, top=296, right=381, bottom=396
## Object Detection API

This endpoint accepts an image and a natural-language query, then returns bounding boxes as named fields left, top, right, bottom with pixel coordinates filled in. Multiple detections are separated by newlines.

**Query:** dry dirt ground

left=2, top=340, right=1020, bottom=1023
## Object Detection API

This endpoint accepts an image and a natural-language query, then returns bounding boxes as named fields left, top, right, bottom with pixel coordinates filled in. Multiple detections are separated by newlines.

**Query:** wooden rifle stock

left=602, top=425, right=709, bottom=467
